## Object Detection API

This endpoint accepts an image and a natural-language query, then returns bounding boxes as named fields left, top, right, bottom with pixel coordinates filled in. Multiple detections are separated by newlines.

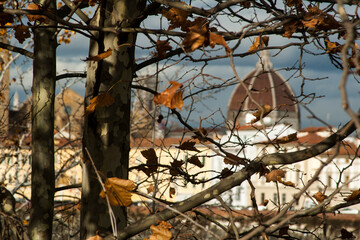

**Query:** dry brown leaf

left=279, top=179, right=295, bottom=187
left=156, top=40, right=172, bottom=59
left=146, top=221, right=172, bottom=240
left=85, top=92, right=115, bottom=115
left=26, top=3, right=49, bottom=23
left=286, top=0, right=302, bottom=7
left=141, top=148, right=158, bottom=174
left=99, top=178, right=136, bottom=207
left=83, top=48, right=113, bottom=61
left=14, top=25, right=31, bottom=44
left=258, top=163, right=270, bottom=178
left=344, top=189, right=360, bottom=202
left=262, top=199, right=269, bottom=206
left=224, top=152, right=247, bottom=166
left=272, top=133, right=298, bottom=144
left=313, top=191, right=327, bottom=203
left=188, top=156, right=204, bottom=168
left=170, top=159, right=184, bottom=176
left=162, top=5, right=189, bottom=31
left=176, top=141, right=200, bottom=152
left=265, top=169, right=285, bottom=182
left=182, top=17, right=209, bottom=52
left=248, top=35, right=269, bottom=53
left=209, top=32, right=231, bottom=53
left=325, top=39, right=343, bottom=54
left=251, top=105, right=273, bottom=124
left=169, top=187, right=176, bottom=198
left=147, top=185, right=155, bottom=194
left=282, top=19, right=302, bottom=38
left=153, top=81, right=184, bottom=110
left=302, top=6, right=340, bottom=31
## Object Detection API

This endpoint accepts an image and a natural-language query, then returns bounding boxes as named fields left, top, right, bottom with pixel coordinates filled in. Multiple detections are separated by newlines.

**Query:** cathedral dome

left=227, top=51, right=300, bottom=129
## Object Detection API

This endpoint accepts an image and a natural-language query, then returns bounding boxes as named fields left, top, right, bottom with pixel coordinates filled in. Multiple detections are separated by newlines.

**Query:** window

left=236, top=187, right=242, bottom=201
left=261, top=193, right=265, bottom=204
left=282, top=193, right=286, bottom=204
left=273, top=193, right=277, bottom=203
left=327, top=175, right=332, bottom=188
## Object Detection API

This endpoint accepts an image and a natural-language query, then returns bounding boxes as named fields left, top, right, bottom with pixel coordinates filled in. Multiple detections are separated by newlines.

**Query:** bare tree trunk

left=81, top=0, right=145, bottom=239
left=29, top=1, right=57, bottom=239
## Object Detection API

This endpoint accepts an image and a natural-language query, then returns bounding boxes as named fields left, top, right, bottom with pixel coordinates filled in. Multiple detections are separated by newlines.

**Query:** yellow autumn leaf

left=251, top=104, right=273, bottom=124
left=99, top=178, right=136, bottom=207
left=248, top=35, right=269, bottom=53
left=153, top=81, right=184, bottom=110
left=145, top=221, right=172, bottom=240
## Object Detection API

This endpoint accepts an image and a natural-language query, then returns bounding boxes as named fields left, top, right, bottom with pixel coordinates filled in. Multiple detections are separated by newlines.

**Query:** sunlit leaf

left=147, top=185, right=154, bottom=194
left=99, top=178, right=136, bottom=207
left=146, top=221, right=172, bottom=240
left=162, top=4, right=189, bottom=31
left=265, top=169, right=285, bottom=182
left=14, top=25, right=31, bottom=44
left=153, top=81, right=184, bottom=110
left=83, top=48, right=113, bottom=61
left=282, top=19, right=302, bottom=38
left=248, top=35, right=269, bottom=53
left=209, top=32, right=231, bottom=53
left=271, top=133, right=298, bottom=144
left=86, top=235, right=103, bottom=240
left=85, top=92, right=115, bottom=115
left=344, top=189, right=360, bottom=202
left=182, top=17, right=209, bottom=52
left=313, top=191, right=327, bottom=204
left=286, top=0, right=302, bottom=7
left=325, top=39, right=343, bottom=54
left=279, top=179, right=295, bottom=187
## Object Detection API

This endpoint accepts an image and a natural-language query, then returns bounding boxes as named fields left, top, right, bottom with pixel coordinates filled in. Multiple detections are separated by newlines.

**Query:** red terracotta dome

left=227, top=51, right=300, bottom=129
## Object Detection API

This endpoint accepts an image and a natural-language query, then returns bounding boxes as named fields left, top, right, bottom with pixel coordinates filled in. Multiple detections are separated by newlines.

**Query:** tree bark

left=29, top=1, right=57, bottom=239
left=81, top=0, right=145, bottom=239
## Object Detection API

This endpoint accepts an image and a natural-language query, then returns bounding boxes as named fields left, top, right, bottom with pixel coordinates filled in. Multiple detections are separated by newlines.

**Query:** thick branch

left=0, top=42, right=34, bottom=59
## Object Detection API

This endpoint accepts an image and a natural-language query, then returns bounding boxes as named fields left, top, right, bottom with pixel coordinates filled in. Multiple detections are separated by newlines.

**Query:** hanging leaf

left=248, top=35, right=269, bottom=53
left=99, top=178, right=136, bottom=207
left=86, top=235, right=103, bottom=240
left=147, top=184, right=155, bottom=194
left=156, top=40, right=172, bottom=59
left=141, top=148, right=158, bottom=174
left=344, top=189, right=360, bottom=202
left=145, top=221, right=172, bottom=240
left=182, top=17, right=209, bottom=52
left=176, top=141, right=200, bottom=152
left=85, top=92, right=115, bottom=115
left=188, top=156, right=204, bottom=168
left=209, top=32, right=231, bottom=53
left=170, top=159, right=184, bottom=176
left=265, top=169, right=285, bottom=182
left=282, top=19, right=302, bottom=38
left=313, top=191, right=327, bottom=204
left=83, top=48, right=113, bottom=61
left=262, top=199, right=269, bottom=206
left=285, top=0, right=302, bottom=7
left=278, top=179, right=295, bottom=187
left=258, top=163, right=270, bottom=178
left=14, top=25, right=31, bottom=44
left=251, top=104, right=273, bottom=124
left=153, top=81, right=184, bottom=110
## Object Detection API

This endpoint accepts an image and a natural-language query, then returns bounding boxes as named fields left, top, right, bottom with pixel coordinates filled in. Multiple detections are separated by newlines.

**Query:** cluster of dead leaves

left=27, top=3, right=50, bottom=24
left=282, top=5, right=340, bottom=38
left=145, top=221, right=172, bottom=240
left=162, top=3, right=231, bottom=54
left=99, top=177, right=136, bottom=207
left=265, top=169, right=295, bottom=187
left=139, top=148, right=158, bottom=176
left=313, top=191, right=327, bottom=204
left=153, top=81, right=184, bottom=110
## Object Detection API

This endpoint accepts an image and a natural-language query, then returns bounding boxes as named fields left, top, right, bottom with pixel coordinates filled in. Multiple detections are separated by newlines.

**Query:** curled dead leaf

left=325, top=39, right=343, bottom=54
left=153, top=81, right=184, bottom=110
left=188, top=156, right=204, bottom=168
left=248, top=35, right=269, bottom=53
left=176, top=141, right=200, bottom=152
left=224, top=152, right=247, bottom=166
left=140, top=148, right=158, bottom=175
left=26, top=3, right=49, bottom=23
left=251, top=105, right=273, bottom=124
left=169, top=187, right=176, bottom=198
left=85, top=92, right=115, bottom=115
left=156, top=40, right=172, bottom=59
left=99, top=178, right=136, bottom=207
left=83, top=48, right=113, bottom=62
left=162, top=5, right=189, bottom=31
left=146, top=221, right=172, bottom=240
